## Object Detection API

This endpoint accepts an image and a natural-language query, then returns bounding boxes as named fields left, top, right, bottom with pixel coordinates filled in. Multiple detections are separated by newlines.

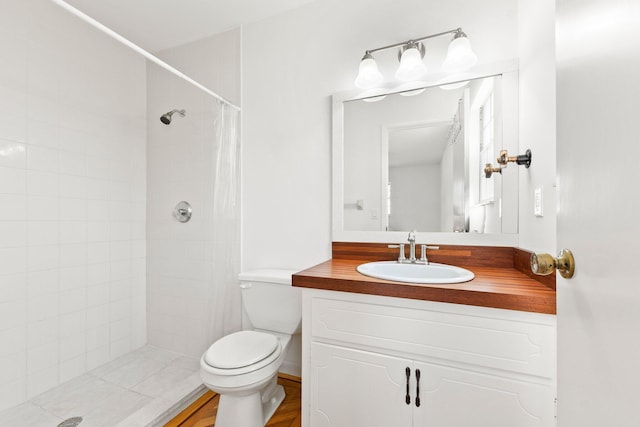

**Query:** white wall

left=440, top=143, right=454, bottom=231
left=389, top=164, right=441, bottom=231
left=242, top=0, right=518, bottom=271
left=146, top=66, right=217, bottom=357
left=156, top=29, right=241, bottom=107
left=0, top=0, right=147, bottom=410
left=146, top=33, right=241, bottom=357
left=517, top=0, right=556, bottom=252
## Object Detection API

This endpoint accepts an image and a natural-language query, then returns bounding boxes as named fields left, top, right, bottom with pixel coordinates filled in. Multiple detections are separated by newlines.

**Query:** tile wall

left=146, top=65, right=215, bottom=357
left=145, top=65, right=226, bottom=358
left=0, top=0, right=147, bottom=411
left=146, top=32, right=240, bottom=358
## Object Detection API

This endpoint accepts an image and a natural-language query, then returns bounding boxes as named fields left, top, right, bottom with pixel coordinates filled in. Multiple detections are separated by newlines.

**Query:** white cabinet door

left=412, top=361, right=555, bottom=427
left=310, top=342, right=413, bottom=427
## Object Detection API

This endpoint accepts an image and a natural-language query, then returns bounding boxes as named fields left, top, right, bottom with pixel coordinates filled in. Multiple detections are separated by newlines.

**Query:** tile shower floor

left=0, top=346, right=204, bottom=427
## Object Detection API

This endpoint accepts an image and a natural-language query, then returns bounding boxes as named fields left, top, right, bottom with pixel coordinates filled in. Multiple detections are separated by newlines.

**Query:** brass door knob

left=531, top=249, right=575, bottom=279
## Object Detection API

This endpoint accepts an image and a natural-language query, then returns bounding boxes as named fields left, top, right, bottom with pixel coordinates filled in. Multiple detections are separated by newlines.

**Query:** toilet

left=199, top=269, right=301, bottom=427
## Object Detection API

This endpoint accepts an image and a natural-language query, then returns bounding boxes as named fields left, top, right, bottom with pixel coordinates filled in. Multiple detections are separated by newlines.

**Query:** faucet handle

left=419, top=245, right=427, bottom=262
left=398, top=244, right=406, bottom=262
left=419, top=245, right=439, bottom=264
left=388, top=244, right=407, bottom=263
left=407, top=230, right=417, bottom=242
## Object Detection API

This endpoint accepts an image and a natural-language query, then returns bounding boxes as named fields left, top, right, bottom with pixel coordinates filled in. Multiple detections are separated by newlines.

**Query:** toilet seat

left=203, top=330, right=282, bottom=375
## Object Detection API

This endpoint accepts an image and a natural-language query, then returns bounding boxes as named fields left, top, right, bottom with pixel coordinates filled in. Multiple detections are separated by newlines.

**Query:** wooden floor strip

left=165, top=375, right=301, bottom=427
left=164, top=391, right=217, bottom=427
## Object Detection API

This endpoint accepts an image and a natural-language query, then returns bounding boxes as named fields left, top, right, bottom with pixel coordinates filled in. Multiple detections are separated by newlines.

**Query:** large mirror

left=332, top=69, right=519, bottom=244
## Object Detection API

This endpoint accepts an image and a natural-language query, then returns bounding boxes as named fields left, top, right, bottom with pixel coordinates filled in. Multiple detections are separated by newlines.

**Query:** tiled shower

left=0, top=0, right=240, bottom=414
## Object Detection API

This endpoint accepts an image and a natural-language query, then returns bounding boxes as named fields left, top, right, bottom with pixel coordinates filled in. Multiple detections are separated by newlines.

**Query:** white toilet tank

left=239, top=269, right=302, bottom=335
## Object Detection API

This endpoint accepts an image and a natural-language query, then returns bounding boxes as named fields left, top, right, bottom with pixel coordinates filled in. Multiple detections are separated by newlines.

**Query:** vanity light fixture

left=395, top=41, right=428, bottom=82
left=354, top=53, right=384, bottom=89
left=442, top=31, right=478, bottom=73
left=354, top=28, right=478, bottom=89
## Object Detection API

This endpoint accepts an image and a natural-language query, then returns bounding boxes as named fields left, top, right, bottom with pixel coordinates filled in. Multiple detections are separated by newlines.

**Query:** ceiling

left=63, top=0, right=320, bottom=52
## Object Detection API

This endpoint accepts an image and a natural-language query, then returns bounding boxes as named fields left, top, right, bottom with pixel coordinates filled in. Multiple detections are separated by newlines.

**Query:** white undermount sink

left=356, top=261, right=475, bottom=284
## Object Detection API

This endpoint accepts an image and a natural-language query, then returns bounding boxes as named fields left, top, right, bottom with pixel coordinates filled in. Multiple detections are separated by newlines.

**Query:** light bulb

left=439, top=73, right=473, bottom=90
left=396, top=81, right=427, bottom=97
left=442, top=35, right=478, bottom=73
left=359, top=88, right=388, bottom=102
left=439, top=80, right=470, bottom=90
left=362, top=94, right=387, bottom=103
left=355, top=53, right=383, bottom=89
left=395, top=44, right=427, bottom=82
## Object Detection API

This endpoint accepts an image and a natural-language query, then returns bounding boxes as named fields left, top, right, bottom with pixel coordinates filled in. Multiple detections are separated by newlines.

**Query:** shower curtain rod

left=50, top=0, right=241, bottom=112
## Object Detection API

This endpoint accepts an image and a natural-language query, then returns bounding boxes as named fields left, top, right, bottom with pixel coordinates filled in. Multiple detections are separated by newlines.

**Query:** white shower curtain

left=205, top=100, right=241, bottom=346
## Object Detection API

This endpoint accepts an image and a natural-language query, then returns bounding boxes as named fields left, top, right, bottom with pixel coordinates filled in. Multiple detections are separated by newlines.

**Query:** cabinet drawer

left=311, top=297, right=555, bottom=378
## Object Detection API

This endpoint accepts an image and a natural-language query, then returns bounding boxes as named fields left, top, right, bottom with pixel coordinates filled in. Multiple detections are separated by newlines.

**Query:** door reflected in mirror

left=339, top=73, right=518, bottom=235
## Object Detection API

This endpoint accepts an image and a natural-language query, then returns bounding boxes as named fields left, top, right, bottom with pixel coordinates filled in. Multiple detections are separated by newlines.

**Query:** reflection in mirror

left=388, top=120, right=453, bottom=232
left=338, top=73, right=518, bottom=236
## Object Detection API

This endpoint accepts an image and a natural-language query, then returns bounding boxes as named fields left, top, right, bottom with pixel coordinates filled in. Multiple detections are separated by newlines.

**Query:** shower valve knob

left=173, top=201, right=192, bottom=223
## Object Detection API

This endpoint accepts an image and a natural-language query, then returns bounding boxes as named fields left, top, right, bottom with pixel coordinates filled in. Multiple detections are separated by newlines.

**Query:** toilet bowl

left=199, top=269, right=301, bottom=427
left=200, top=330, right=292, bottom=426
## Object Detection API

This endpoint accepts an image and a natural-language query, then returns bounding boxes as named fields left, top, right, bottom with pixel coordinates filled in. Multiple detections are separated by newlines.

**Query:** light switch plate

left=534, top=187, right=543, bottom=217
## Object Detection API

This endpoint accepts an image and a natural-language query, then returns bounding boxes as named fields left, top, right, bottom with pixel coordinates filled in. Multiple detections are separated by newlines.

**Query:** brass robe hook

left=497, top=149, right=532, bottom=168
left=484, top=148, right=533, bottom=179
left=484, top=164, right=503, bottom=178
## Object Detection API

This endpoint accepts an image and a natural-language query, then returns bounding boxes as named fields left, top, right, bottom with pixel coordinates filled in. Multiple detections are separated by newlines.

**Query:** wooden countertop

left=293, top=258, right=556, bottom=314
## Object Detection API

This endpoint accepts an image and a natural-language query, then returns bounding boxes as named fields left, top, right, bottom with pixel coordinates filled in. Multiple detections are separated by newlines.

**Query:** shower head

left=160, top=109, right=186, bottom=125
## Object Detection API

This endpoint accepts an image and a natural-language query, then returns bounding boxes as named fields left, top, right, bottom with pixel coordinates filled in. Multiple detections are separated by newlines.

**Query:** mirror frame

left=332, top=59, right=520, bottom=245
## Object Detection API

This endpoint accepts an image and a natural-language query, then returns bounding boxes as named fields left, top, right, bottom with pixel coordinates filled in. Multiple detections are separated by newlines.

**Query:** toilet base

left=216, top=392, right=262, bottom=427
left=261, top=378, right=285, bottom=424
left=214, top=376, right=285, bottom=427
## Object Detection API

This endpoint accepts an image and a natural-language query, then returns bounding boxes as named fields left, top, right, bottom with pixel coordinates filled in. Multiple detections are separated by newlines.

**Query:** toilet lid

left=204, top=330, right=279, bottom=369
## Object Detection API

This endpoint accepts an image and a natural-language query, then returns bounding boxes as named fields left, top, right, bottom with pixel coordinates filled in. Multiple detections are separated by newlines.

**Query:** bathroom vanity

left=293, top=243, right=556, bottom=427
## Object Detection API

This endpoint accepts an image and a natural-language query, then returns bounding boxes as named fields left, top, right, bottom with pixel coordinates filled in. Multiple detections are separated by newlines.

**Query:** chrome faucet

left=389, top=230, right=439, bottom=264
left=407, top=230, right=417, bottom=263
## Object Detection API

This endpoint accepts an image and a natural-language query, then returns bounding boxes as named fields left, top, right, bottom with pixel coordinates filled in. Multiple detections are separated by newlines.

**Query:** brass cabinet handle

left=531, top=249, right=575, bottom=279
